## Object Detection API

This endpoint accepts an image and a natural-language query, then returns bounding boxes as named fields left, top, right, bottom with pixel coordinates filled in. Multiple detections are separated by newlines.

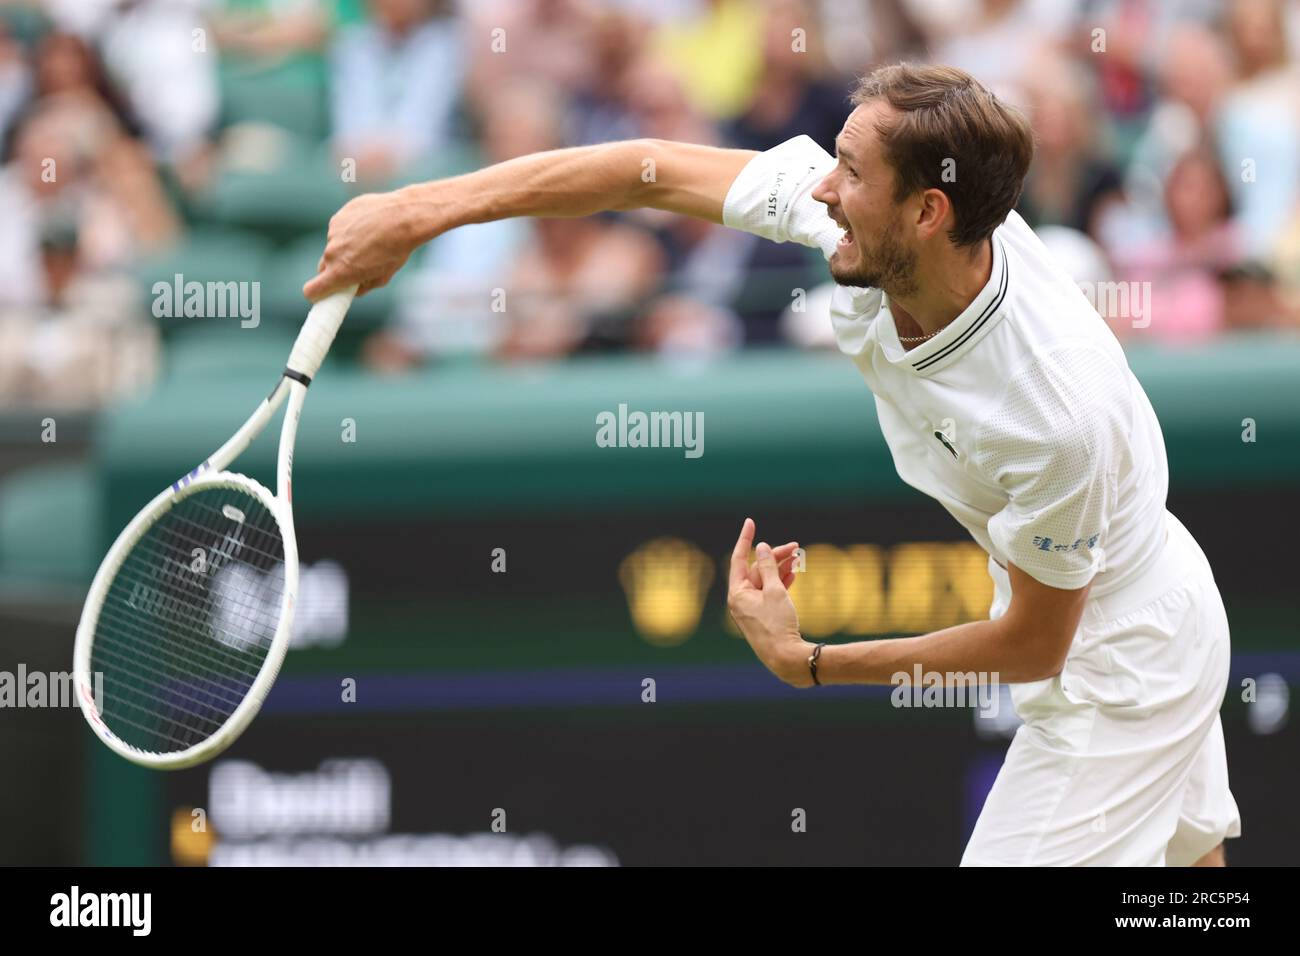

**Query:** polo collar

left=879, top=235, right=1010, bottom=376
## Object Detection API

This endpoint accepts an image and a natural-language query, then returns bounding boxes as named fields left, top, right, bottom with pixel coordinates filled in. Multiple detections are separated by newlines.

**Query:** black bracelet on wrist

left=808, top=642, right=828, bottom=686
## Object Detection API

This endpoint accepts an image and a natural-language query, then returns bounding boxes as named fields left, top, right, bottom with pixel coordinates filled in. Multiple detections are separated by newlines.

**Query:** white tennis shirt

left=723, top=135, right=1170, bottom=598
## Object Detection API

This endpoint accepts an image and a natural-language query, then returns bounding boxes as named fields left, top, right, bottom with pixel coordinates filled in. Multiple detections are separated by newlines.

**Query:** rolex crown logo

left=618, top=537, right=715, bottom=646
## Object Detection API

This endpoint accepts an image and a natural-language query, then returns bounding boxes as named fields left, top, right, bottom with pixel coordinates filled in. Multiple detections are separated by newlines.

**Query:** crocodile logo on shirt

left=933, top=420, right=959, bottom=459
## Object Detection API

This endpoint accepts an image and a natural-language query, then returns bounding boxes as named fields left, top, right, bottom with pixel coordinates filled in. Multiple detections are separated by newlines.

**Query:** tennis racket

left=73, top=285, right=357, bottom=769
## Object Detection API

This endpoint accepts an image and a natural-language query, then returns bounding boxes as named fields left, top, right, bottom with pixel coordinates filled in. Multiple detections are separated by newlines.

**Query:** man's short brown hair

left=851, top=63, right=1035, bottom=248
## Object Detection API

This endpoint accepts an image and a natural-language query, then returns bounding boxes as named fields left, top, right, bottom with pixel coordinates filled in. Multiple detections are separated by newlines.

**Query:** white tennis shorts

left=963, top=511, right=1242, bottom=866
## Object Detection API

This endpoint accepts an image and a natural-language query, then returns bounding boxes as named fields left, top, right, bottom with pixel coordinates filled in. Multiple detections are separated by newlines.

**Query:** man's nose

left=812, top=173, right=835, bottom=205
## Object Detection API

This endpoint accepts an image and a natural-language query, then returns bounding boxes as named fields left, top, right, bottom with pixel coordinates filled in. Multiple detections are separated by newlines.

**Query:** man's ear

left=915, top=187, right=953, bottom=241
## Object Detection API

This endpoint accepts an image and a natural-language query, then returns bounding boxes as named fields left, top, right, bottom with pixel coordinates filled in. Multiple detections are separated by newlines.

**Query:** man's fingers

left=771, top=541, right=798, bottom=561
left=754, top=542, right=783, bottom=589
left=303, top=264, right=348, bottom=302
left=728, top=518, right=756, bottom=591
left=746, top=539, right=798, bottom=588
left=751, top=551, right=795, bottom=588
left=778, top=544, right=800, bottom=589
left=773, top=556, right=796, bottom=590
left=736, top=525, right=800, bottom=590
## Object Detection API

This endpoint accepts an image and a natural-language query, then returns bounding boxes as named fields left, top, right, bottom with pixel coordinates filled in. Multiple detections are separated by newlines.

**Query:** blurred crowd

left=1, top=0, right=1299, bottom=407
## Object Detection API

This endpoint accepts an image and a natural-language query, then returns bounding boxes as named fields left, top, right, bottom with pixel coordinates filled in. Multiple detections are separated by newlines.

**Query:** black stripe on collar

left=912, top=240, right=1009, bottom=372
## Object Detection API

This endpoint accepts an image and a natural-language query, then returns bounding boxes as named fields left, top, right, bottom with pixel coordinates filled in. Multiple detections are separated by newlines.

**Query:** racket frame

left=73, top=286, right=354, bottom=769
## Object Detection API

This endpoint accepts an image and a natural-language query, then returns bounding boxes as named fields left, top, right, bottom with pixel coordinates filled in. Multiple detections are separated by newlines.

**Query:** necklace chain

left=897, top=325, right=943, bottom=344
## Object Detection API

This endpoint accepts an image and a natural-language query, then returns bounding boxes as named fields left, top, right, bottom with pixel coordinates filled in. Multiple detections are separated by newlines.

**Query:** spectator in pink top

left=1119, top=146, right=1242, bottom=344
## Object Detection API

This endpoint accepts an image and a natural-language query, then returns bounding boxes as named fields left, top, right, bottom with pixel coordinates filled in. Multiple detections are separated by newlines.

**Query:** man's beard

left=829, top=215, right=919, bottom=297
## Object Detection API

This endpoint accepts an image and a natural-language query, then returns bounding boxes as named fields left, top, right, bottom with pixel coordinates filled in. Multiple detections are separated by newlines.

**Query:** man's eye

left=846, top=167, right=860, bottom=181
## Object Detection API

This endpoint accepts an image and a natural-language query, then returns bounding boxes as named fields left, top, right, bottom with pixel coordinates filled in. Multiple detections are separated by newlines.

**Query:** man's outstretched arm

left=303, top=139, right=757, bottom=299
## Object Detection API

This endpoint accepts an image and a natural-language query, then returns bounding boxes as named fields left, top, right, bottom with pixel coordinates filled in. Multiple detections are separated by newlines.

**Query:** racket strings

left=84, top=664, right=241, bottom=749
left=110, top=503, right=284, bottom=666
left=81, top=702, right=228, bottom=753
left=90, top=486, right=287, bottom=754
left=88, top=625, right=250, bottom=717
left=95, top=501, right=281, bottom=749
left=140, top=506, right=290, bottom=566
left=97, top=536, right=284, bottom=669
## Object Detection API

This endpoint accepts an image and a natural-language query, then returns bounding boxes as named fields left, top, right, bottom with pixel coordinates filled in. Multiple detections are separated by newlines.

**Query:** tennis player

left=305, top=63, right=1240, bottom=867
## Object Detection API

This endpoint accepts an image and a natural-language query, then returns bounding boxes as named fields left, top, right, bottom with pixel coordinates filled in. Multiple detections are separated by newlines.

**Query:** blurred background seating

left=0, top=0, right=1295, bottom=414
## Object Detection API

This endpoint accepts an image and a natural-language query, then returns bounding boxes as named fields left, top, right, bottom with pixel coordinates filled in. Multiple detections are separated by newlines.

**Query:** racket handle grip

left=288, top=285, right=358, bottom=380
